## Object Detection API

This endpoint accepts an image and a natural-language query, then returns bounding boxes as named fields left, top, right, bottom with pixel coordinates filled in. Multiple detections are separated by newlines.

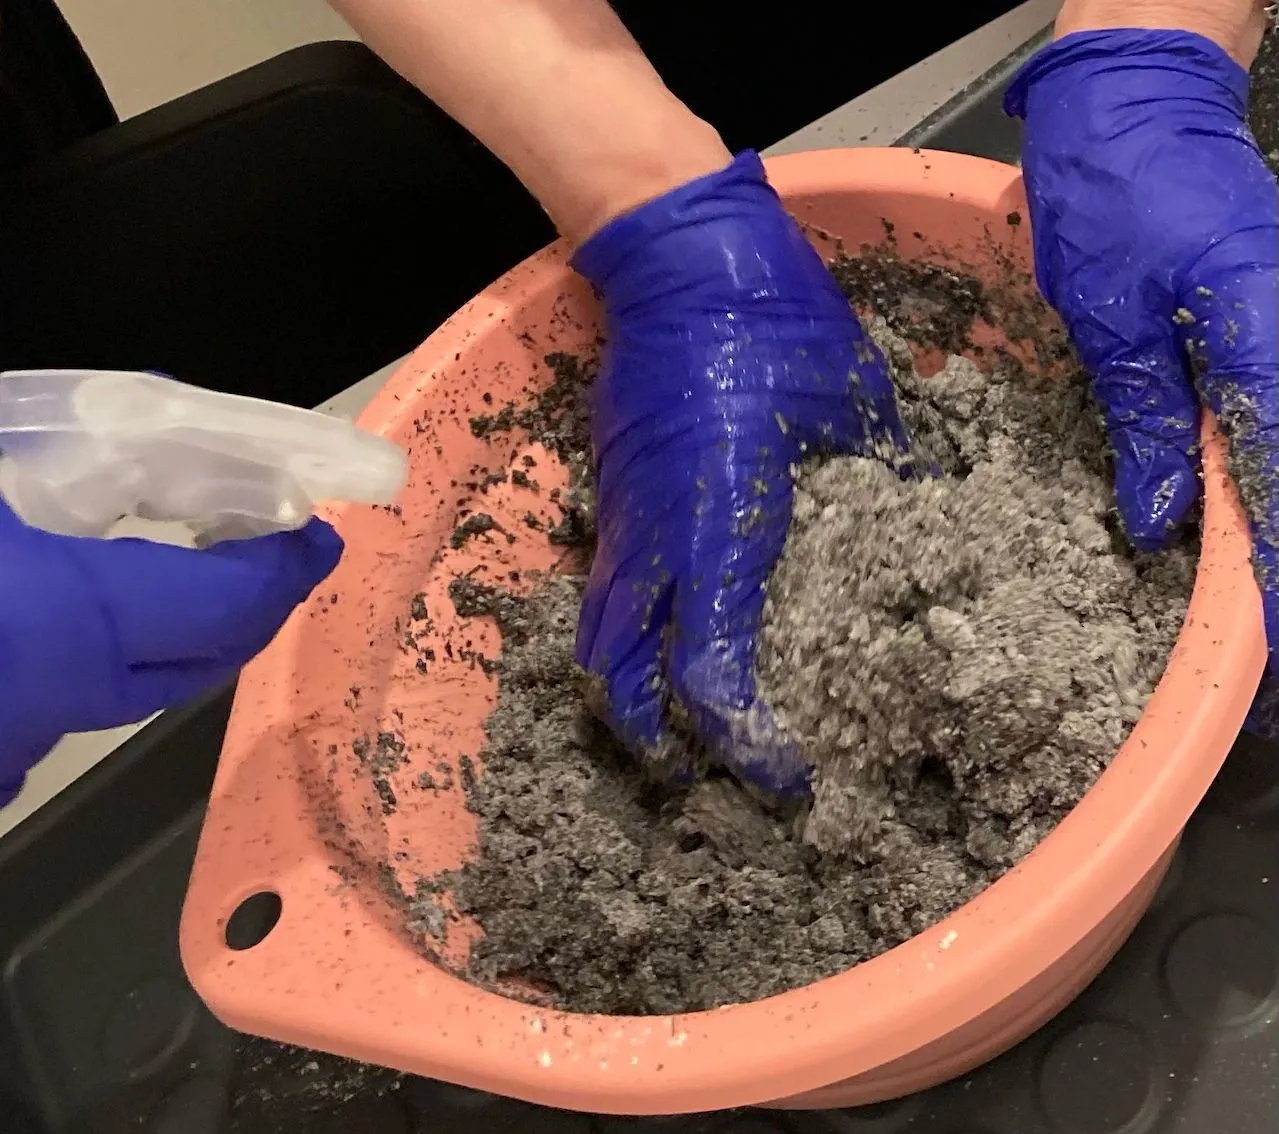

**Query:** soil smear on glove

left=413, top=249, right=1195, bottom=1016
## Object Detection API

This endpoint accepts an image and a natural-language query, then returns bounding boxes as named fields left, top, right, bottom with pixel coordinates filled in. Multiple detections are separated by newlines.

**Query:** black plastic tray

left=4, top=25, right=1278, bottom=1134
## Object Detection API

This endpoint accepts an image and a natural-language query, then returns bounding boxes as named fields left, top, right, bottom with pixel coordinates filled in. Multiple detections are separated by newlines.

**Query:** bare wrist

left=333, top=0, right=733, bottom=247
left=554, top=110, right=732, bottom=245
left=1056, top=0, right=1267, bottom=67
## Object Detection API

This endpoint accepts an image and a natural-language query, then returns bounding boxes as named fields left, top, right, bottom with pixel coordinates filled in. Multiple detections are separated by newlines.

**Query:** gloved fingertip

left=579, top=603, right=668, bottom=753
left=892, top=452, right=941, bottom=483
left=602, top=665, right=666, bottom=755
left=574, top=576, right=609, bottom=671
left=1121, top=517, right=1178, bottom=555
left=299, top=514, right=341, bottom=543
left=1114, top=455, right=1201, bottom=553
left=673, top=649, right=812, bottom=796
left=295, top=517, right=345, bottom=576
left=724, top=694, right=812, bottom=797
left=727, top=745, right=813, bottom=798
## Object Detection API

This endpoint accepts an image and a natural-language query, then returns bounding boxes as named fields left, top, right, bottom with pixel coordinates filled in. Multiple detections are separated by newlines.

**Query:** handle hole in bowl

left=225, top=890, right=282, bottom=951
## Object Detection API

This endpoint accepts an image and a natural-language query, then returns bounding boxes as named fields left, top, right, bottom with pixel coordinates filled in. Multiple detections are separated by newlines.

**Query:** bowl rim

left=182, top=147, right=1266, bottom=1114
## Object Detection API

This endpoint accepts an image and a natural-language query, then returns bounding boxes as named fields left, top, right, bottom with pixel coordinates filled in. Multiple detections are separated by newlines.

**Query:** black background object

left=0, top=1, right=1023, bottom=407
left=0, top=0, right=117, bottom=172
left=0, top=39, right=548, bottom=406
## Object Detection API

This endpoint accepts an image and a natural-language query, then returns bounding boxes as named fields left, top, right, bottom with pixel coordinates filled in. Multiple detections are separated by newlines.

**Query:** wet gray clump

left=1252, top=32, right=1278, bottom=175
left=442, top=316, right=1195, bottom=1016
left=450, top=577, right=860, bottom=1014
left=760, top=320, right=1194, bottom=859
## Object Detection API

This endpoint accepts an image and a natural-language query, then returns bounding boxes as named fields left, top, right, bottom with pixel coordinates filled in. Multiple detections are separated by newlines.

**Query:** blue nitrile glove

left=571, top=150, right=911, bottom=793
left=1006, top=30, right=1279, bottom=723
left=0, top=502, right=342, bottom=805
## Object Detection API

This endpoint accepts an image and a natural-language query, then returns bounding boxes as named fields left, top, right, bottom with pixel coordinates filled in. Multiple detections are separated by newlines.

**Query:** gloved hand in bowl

left=572, top=151, right=912, bottom=794
left=1006, top=27, right=1278, bottom=730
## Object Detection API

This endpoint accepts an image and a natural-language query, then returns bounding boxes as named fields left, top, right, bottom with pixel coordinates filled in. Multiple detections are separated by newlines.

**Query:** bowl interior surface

left=180, top=149, right=1264, bottom=1115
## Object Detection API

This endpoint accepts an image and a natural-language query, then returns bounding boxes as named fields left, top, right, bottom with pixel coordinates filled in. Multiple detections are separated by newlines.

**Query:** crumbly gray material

left=759, top=321, right=1193, bottom=860
left=1253, top=32, right=1278, bottom=175
left=438, top=307, right=1195, bottom=1017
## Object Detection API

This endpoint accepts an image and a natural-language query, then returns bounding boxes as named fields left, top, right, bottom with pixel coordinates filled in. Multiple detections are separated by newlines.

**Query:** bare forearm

left=329, top=0, right=730, bottom=242
left=1057, top=0, right=1268, bottom=65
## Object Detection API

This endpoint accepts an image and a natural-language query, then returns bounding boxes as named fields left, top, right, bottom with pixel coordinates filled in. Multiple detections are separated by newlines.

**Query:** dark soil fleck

left=546, top=499, right=595, bottom=547
left=449, top=512, right=504, bottom=549
left=447, top=576, right=531, bottom=635
left=353, top=729, right=408, bottom=816
left=469, top=402, right=517, bottom=438
left=458, top=753, right=478, bottom=795
left=457, top=648, right=500, bottom=676
left=464, top=352, right=598, bottom=548
left=477, top=467, right=508, bottom=493
left=417, top=759, right=455, bottom=794
left=829, top=249, right=989, bottom=354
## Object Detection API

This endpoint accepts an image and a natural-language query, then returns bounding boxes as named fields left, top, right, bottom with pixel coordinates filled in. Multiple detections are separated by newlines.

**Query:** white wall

left=57, top=0, right=356, bottom=119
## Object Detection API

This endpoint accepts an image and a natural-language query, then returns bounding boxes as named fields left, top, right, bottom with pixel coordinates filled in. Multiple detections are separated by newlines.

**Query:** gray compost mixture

left=423, top=254, right=1196, bottom=1016
left=1255, top=33, right=1278, bottom=176
left=199, top=37, right=1274, bottom=1126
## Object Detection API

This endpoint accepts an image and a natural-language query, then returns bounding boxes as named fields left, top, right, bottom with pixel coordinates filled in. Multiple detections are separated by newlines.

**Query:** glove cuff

left=569, top=150, right=777, bottom=291
left=1004, top=29, right=1250, bottom=120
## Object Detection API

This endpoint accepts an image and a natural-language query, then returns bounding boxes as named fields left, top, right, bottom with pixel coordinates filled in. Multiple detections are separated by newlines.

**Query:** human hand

left=571, top=151, right=911, bottom=793
left=0, top=503, right=342, bottom=803
left=1006, top=30, right=1279, bottom=716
